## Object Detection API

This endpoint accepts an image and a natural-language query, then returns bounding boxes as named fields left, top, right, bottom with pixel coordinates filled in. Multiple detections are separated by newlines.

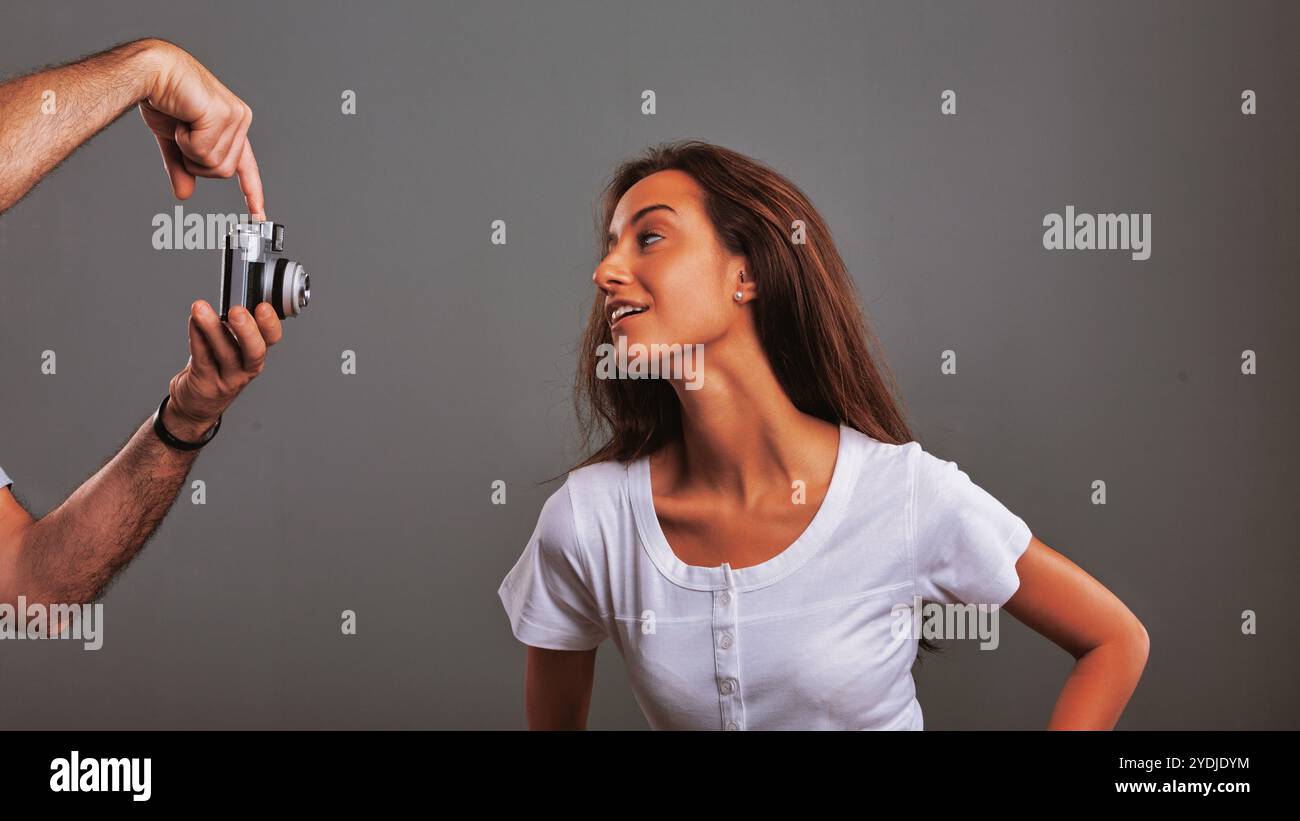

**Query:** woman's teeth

left=611, top=305, right=647, bottom=323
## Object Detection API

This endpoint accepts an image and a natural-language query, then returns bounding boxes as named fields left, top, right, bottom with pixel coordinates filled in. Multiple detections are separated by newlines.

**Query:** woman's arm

left=525, top=646, right=598, bottom=730
left=1002, top=536, right=1150, bottom=730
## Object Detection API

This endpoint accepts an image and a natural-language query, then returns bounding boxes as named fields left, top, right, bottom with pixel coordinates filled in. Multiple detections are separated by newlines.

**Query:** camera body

left=219, top=221, right=311, bottom=321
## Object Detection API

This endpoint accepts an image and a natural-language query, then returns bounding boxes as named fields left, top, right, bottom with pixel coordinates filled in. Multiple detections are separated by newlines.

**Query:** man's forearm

left=0, top=38, right=161, bottom=213
left=10, top=414, right=199, bottom=604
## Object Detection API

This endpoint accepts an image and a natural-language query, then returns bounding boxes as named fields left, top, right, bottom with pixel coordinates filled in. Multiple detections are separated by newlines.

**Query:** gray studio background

left=0, top=0, right=1295, bottom=729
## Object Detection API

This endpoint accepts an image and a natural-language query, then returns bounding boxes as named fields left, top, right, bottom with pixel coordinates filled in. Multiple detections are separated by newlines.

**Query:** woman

left=498, top=140, right=1149, bottom=730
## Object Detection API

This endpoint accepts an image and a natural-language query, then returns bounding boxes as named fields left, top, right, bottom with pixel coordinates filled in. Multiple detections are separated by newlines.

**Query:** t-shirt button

left=719, top=591, right=731, bottom=605
left=725, top=721, right=740, bottom=731
left=720, top=679, right=735, bottom=694
left=719, top=632, right=733, bottom=649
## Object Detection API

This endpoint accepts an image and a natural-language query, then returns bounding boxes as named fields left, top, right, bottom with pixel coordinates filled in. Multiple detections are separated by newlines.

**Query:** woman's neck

left=659, top=331, right=839, bottom=504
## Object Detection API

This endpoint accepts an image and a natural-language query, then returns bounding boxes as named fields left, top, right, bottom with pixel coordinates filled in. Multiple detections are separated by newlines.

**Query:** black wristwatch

left=152, top=394, right=221, bottom=451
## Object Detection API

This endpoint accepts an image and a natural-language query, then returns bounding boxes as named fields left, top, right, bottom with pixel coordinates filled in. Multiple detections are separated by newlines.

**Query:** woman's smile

left=608, top=299, right=650, bottom=330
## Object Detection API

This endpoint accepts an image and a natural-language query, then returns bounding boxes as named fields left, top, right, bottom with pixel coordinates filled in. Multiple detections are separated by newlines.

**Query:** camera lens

left=270, top=259, right=310, bottom=318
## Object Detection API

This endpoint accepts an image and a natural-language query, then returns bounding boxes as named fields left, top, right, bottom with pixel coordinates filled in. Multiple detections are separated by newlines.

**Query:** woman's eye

left=638, top=231, right=663, bottom=247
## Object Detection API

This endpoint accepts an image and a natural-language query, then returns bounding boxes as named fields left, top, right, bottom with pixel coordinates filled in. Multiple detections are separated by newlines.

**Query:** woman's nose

left=593, top=260, right=633, bottom=291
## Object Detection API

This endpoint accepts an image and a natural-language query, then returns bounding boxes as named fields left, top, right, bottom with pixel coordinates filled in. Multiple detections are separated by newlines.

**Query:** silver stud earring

left=734, top=291, right=744, bottom=302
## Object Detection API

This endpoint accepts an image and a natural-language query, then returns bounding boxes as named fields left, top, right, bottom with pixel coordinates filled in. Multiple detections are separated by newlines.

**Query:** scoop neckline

left=628, top=423, right=864, bottom=592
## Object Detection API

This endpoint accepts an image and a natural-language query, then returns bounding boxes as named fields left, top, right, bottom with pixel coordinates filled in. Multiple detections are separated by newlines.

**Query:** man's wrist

left=118, top=38, right=173, bottom=103
left=160, top=398, right=215, bottom=442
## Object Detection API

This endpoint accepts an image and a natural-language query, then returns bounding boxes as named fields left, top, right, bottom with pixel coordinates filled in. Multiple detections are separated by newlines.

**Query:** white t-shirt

left=0, top=465, right=10, bottom=491
left=497, top=424, right=1033, bottom=730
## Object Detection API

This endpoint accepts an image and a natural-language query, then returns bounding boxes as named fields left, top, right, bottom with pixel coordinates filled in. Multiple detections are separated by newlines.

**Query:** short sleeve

left=0, top=465, right=11, bottom=491
left=497, top=480, right=608, bottom=651
left=910, top=444, right=1033, bottom=608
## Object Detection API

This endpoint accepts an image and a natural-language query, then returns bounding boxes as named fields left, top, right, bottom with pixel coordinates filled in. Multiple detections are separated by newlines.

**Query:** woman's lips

left=611, top=306, right=649, bottom=330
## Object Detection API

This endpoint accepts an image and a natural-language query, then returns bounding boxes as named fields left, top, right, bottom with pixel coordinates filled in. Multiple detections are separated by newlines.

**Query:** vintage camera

left=219, top=221, right=311, bottom=321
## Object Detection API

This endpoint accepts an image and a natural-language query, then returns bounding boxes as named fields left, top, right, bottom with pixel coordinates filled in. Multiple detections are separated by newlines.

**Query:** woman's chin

left=611, top=322, right=648, bottom=346
left=614, top=330, right=662, bottom=348
left=611, top=318, right=706, bottom=350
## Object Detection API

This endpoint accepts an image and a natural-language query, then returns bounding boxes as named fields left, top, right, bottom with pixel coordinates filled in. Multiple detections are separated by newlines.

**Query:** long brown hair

left=574, top=139, right=914, bottom=462
left=570, top=139, right=940, bottom=659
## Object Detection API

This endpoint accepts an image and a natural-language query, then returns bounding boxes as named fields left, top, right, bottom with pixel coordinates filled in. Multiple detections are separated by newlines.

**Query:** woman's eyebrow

left=605, top=203, right=677, bottom=249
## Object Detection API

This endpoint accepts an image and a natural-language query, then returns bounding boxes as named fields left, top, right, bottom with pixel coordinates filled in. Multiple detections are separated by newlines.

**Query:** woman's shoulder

left=535, top=457, right=636, bottom=535
left=837, top=424, right=921, bottom=474
left=559, top=456, right=636, bottom=508
left=565, top=455, right=634, bottom=487
left=528, top=459, right=635, bottom=582
left=843, top=431, right=976, bottom=502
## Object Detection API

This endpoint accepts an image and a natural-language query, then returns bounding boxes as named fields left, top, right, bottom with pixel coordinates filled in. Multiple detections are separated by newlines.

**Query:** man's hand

left=0, top=38, right=266, bottom=217
left=137, top=40, right=265, bottom=220
left=163, top=301, right=283, bottom=440
left=0, top=298, right=286, bottom=607
left=0, top=40, right=283, bottom=609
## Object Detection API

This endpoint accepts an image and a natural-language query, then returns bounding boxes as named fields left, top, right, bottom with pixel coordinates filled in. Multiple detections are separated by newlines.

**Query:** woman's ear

left=735, top=266, right=758, bottom=303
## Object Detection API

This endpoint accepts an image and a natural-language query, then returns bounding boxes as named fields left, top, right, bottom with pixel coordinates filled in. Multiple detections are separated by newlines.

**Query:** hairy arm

left=0, top=298, right=283, bottom=610
left=0, top=411, right=200, bottom=605
left=0, top=39, right=159, bottom=214
left=0, top=37, right=263, bottom=217
left=0, top=38, right=276, bottom=611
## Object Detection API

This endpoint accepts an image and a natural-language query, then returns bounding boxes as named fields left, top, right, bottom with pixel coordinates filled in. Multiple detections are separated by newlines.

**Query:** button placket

left=712, top=563, right=744, bottom=731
